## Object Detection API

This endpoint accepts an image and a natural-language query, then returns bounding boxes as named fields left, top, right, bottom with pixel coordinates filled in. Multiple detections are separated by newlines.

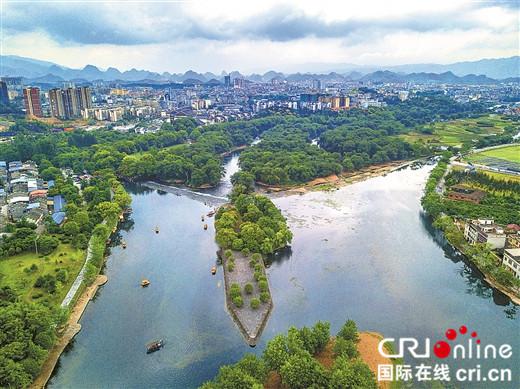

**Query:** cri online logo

left=378, top=325, right=513, bottom=360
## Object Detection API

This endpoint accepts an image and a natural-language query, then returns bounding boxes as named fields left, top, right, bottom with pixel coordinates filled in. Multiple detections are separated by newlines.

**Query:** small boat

left=141, top=279, right=150, bottom=287
left=211, top=266, right=217, bottom=275
left=146, top=339, right=164, bottom=354
left=201, top=215, right=205, bottom=221
left=155, top=226, right=159, bottom=234
left=122, top=241, right=127, bottom=249
left=203, top=224, right=208, bottom=230
left=207, top=211, right=215, bottom=217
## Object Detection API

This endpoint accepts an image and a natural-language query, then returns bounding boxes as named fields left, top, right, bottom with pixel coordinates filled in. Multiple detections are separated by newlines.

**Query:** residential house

left=464, top=219, right=506, bottom=249
left=503, top=248, right=520, bottom=279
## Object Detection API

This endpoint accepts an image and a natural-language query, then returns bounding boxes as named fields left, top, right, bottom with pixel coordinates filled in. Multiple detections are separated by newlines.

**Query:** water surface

left=49, top=159, right=519, bottom=388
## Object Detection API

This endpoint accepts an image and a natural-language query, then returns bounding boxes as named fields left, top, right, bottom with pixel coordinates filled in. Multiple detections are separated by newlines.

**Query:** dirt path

left=30, top=275, right=108, bottom=389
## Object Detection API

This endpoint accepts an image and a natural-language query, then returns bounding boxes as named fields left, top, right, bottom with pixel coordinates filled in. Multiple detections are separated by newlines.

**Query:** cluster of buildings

left=48, top=86, right=92, bottom=119
left=463, top=219, right=520, bottom=279
left=0, top=161, right=66, bottom=230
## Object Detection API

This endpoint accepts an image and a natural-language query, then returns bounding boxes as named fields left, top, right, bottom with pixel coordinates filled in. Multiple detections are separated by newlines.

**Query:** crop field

left=466, top=144, right=520, bottom=172
left=400, top=115, right=516, bottom=148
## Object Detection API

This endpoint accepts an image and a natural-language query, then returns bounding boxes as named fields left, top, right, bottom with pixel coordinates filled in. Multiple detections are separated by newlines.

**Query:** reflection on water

left=49, top=163, right=519, bottom=389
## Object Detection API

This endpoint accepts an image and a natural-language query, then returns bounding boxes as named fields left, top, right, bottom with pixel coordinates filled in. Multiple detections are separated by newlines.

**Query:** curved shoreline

left=30, top=275, right=108, bottom=389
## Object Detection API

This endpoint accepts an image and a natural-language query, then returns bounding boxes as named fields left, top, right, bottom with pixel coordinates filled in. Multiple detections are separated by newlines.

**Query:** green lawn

left=400, top=115, right=516, bottom=148
left=468, top=144, right=520, bottom=164
left=0, top=244, right=85, bottom=307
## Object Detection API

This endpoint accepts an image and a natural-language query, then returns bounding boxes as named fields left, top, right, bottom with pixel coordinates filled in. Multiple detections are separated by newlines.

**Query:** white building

left=503, top=248, right=520, bottom=279
left=464, top=219, right=506, bottom=249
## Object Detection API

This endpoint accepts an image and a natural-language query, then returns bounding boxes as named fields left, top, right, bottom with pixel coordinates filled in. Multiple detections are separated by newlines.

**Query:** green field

left=0, top=244, right=85, bottom=306
left=400, top=115, right=516, bottom=148
left=467, top=144, right=520, bottom=164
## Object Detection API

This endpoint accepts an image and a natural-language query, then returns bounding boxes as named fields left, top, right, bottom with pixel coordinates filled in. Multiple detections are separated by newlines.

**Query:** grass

left=400, top=115, right=516, bottom=148
left=467, top=144, right=520, bottom=164
left=0, top=244, right=85, bottom=307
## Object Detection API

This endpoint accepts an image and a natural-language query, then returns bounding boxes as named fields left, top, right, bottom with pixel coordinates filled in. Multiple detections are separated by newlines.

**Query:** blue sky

left=3, top=0, right=519, bottom=73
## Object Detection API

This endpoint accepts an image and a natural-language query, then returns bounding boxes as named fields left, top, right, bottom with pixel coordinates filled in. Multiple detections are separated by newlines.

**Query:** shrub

left=55, top=269, right=68, bottom=283
left=232, top=295, right=244, bottom=308
left=224, top=249, right=233, bottom=259
left=254, top=271, right=262, bottom=281
left=258, top=280, right=268, bottom=292
left=244, top=283, right=254, bottom=294
left=227, top=262, right=235, bottom=272
left=250, top=298, right=260, bottom=309
left=249, top=259, right=257, bottom=268
left=260, top=291, right=270, bottom=303
left=254, top=263, right=262, bottom=272
left=230, top=284, right=241, bottom=298
left=242, top=247, right=250, bottom=256
left=258, top=275, right=267, bottom=283
left=251, top=253, right=262, bottom=261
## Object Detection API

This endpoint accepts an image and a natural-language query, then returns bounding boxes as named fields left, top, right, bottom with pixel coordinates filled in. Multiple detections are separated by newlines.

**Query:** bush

left=251, top=253, right=262, bottom=261
left=55, top=269, right=68, bottom=283
left=334, top=337, right=359, bottom=359
left=249, top=259, right=257, bottom=268
left=242, top=247, right=250, bottom=257
left=254, top=263, right=262, bottom=272
left=254, top=271, right=262, bottom=281
left=232, top=295, right=244, bottom=308
left=224, top=249, right=233, bottom=259
left=227, top=262, right=235, bottom=272
left=230, top=284, right=241, bottom=298
left=258, top=280, right=268, bottom=292
left=244, top=283, right=254, bottom=294
left=250, top=298, right=260, bottom=309
left=260, top=291, right=270, bottom=303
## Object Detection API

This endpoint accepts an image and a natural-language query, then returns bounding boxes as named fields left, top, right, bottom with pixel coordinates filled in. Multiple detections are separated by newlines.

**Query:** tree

left=250, top=298, right=260, bottom=309
left=333, top=337, right=359, bottom=359
left=213, top=365, right=261, bottom=389
left=338, top=319, right=359, bottom=343
left=329, top=357, right=377, bottom=389
left=37, top=235, right=59, bottom=255
left=263, top=334, right=290, bottom=371
left=234, top=354, right=268, bottom=383
left=279, top=350, right=329, bottom=389
left=63, top=221, right=80, bottom=237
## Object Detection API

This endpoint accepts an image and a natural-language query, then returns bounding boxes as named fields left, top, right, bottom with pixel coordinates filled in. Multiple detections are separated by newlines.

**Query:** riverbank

left=260, top=159, right=414, bottom=196
left=30, top=275, right=108, bottom=389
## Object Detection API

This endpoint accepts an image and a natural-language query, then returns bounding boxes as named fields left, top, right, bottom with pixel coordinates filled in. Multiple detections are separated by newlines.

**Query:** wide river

left=49, top=155, right=519, bottom=388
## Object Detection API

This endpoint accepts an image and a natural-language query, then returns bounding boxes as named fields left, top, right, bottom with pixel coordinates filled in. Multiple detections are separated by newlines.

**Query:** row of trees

left=200, top=319, right=377, bottom=389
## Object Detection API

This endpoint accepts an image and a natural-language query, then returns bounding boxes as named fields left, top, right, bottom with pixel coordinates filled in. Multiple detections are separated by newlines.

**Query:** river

left=49, top=154, right=519, bottom=388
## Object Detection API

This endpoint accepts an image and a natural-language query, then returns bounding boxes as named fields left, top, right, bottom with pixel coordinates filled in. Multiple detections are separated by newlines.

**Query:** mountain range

left=1, top=55, right=518, bottom=85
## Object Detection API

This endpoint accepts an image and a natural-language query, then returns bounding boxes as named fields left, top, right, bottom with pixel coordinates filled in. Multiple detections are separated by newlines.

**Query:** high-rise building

left=312, top=79, right=321, bottom=90
left=49, top=86, right=92, bottom=119
left=49, top=88, right=66, bottom=118
left=23, top=87, right=43, bottom=117
left=0, top=82, right=9, bottom=105
left=224, top=75, right=231, bottom=87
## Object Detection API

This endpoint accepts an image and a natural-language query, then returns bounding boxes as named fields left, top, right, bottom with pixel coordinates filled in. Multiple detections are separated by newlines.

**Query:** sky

left=2, top=0, right=519, bottom=73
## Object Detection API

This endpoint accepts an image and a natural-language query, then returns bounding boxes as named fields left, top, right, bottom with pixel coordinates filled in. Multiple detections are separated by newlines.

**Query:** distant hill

left=1, top=54, right=517, bottom=85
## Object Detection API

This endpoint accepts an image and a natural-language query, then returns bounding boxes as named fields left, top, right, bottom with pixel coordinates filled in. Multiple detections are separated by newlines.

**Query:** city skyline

left=3, top=0, right=519, bottom=73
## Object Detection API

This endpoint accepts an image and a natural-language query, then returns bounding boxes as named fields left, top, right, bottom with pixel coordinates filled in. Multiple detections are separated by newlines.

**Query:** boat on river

left=211, top=266, right=217, bottom=275
left=141, top=279, right=150, bottom=287
left=155, top=226, right=160, bottom=234
left=207, top=210, right=215, bottom=217
left=122, top=241, right=127, bottom=249
left=203, top=224, right=208, bottom=230
left=146, top=340, right=164, bottom=354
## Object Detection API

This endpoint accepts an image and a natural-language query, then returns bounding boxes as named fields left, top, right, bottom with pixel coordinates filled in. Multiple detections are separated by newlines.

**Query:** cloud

left=2, top=0, right=518, bottom=72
